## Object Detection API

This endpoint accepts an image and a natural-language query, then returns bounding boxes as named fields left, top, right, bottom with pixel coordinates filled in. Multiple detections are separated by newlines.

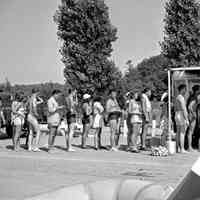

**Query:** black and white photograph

left=1, top=0, right=200, bottom=199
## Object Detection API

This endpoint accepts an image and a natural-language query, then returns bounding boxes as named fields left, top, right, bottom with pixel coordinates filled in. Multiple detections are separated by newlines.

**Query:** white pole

left=168, top=70, right=171, bottom=141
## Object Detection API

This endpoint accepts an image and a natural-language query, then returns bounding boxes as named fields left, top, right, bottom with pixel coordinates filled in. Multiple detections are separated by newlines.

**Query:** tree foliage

left=124, top=55, right=169, bottom=98
left=161, top=0, right=200, bottom=67
left=54, top=0, right=120, bottom=95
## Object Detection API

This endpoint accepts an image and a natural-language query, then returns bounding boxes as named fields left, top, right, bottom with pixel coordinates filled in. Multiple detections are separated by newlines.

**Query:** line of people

left=2, top=84, right=200, bottom=154
left=7, top=87, right=155, bottom=153
left=175, top=84, right=200, bottom=153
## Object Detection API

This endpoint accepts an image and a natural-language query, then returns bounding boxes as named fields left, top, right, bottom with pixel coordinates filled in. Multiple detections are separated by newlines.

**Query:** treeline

left=122, top=54, right=169, bottom=98
left=0, top=54, right=169, bottom=103
left=0, top=82, right=65, bottom=101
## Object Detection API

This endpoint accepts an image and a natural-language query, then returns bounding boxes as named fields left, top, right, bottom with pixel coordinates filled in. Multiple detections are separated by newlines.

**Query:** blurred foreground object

left=25, top=179, right=172, bottom=200
left=167, top=157, right=200, bottom=200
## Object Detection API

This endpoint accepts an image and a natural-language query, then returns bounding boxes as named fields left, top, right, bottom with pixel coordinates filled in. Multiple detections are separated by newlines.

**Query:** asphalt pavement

left=0, top=129, right=199, bottom=200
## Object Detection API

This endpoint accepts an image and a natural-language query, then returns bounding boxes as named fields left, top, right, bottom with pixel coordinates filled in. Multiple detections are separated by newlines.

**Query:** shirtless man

left=175, top=84, right=189, bottom=153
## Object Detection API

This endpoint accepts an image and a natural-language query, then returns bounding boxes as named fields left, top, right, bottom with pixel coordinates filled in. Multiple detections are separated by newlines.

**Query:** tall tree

left=54, top=0, right=119, bottom=95
left=124, top=55, right=169, bottom=97
left=161, top=0, right=200, bottom=67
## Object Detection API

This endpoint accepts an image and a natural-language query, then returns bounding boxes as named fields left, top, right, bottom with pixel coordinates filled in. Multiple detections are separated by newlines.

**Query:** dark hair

left=143, top=88, right=150, bottom=94
left=129, top=92, right=141, bottom=101
left=68, top=89, right=72, bottom=94
left=151, top=94, right=158, bottom=101
left=163, top=95, right=168, bottom=103
left=32, top=88, right=39, bottom=94
left=14, top=93, right=21, bottom=101
left=110, top=88, right=117, bottom=94
left=178, top=84, right=186, bottom=92
left=52, top=89, right=62, bottom=96
left=192, top=85, right=200, bottom=93
left=93, top=96, right=102, bottom=102
left=129, top=92, right=133, bottom=99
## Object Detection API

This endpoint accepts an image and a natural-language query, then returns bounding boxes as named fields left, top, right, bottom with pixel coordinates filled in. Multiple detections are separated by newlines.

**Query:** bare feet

left=180, top=149, right=189, bottom=154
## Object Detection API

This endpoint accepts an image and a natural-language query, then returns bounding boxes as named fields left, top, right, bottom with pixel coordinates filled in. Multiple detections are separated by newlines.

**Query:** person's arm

left=0, top=111, right=6, bottom=125
left=36, top=96, right=43, bottom=105
left=141, top=96, right=148, bottom=121
left=99, top=104, right=104, bottom=114
left=128, top=100, right=132, bottom=114
left=32, top=98, right=39, bottom=117
left=85, top=103, right=92, bottom=116
left=48, top=99, right=56, bottom=114
left=188, top=101, right=194, bottom=113
left=67, top=97, right=73, bottom=113
left=11, top=102, right=19, bottom=115
left=180, top=96, right=189, bottom=122
left=160, top=104, right=165, bottom=120
left=106, top=100, right=111, bottom=114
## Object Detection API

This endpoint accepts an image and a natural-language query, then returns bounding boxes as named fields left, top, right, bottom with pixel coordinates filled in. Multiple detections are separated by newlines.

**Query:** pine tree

left=54, top=0, right=120, bottom=95
left=161, top=0, right=200, bottom=67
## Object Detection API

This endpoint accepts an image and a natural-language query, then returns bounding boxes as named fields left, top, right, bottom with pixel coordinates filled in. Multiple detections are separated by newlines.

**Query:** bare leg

left=161, top=129, right=167, bottom=147
left=141, top=123, right=148, bottom=149
left=48, top=126, right=57, bottom=151
left=188, top=121, right=195, bottom=151
left=68, top=123, right=75, bottom=150
left=82, top=124, right=90, bottom=148
left=115, top=118, right=121, bottom=146
left=132, top=123, right=140, bottom=151
left=25, top=131, right=29, bottom=147
left=28, top=126, right=33, bottom=151
left=12, top=126, right=15, bottom=149
left=180, top=126, right=187, bottom=153
left=110, top=120, right=116, bottom=148
left=128, top=124, right=133, bottom=149
left=126, top=116, right=131, bottom=148
left=34, top=129, right=41, bottom=149
left=176, top=126, right=180, bottom=153
left=17, top=126, right=21, bottom=149
left=94, top=128, right=98, bottom=150
left=13, top=125, right=21, bottom=151
left=97, top=128, right=102, bottom=148
left=110, top=119, right=118, bottom=150
left=65, top=130, right=69, bottom=150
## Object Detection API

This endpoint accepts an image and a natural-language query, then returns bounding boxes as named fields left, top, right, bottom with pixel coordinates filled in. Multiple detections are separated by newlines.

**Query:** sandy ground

left=0, top=129, right=199, bottom=200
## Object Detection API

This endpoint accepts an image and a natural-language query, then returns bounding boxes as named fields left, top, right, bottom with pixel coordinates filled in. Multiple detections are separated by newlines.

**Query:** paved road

left=0, top=132, right=199, bottom=200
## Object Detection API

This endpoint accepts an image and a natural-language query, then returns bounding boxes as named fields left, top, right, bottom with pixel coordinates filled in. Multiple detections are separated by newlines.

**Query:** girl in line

left=92, top=97, right=104, bottom=150
left=127, top=92, right=142, bottom=153
left=11, top=93, right=26, bottom=151
left=81, top=94, right=93, bottom=149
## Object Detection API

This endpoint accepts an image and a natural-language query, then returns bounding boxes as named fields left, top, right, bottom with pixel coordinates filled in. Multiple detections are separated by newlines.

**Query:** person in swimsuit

left=27, top=89, right=43, bottom=152
left=175, top=84, right=189, bottom=153
left=11, top=93, right=25, bottom=151
left=47, top=90, right=65, bottom=153
left=92, top=96, right=104, bottom=150
left=128, top=92, right=142, bottom=153
left=187, top=85, right=200, bottom=151
left=0, top=97, right=6, bottom=128
left=66, top=89, right=78, bottom=151
left=106, top=89, right=121, bottom=151
left=141, top=88, right=152, bottom=150
left=81, top=94, right=92, bottom=149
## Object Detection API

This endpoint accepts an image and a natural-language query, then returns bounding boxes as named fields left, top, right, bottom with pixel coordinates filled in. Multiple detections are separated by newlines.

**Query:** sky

left=0, top=0, right=166, bottom=85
